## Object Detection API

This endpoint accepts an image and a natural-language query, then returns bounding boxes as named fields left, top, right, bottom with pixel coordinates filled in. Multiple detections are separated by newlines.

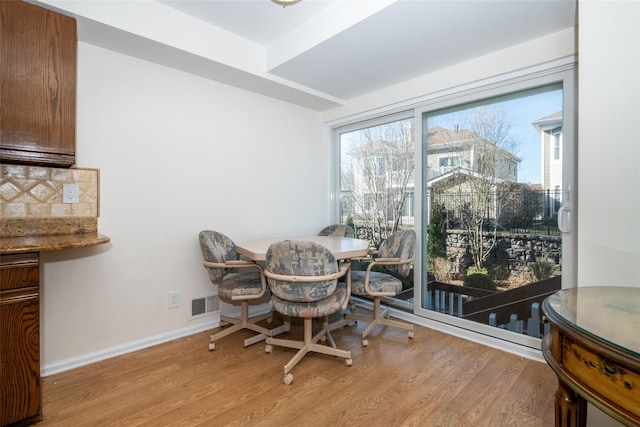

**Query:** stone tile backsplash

left=0, top=164, right=99, bottom=219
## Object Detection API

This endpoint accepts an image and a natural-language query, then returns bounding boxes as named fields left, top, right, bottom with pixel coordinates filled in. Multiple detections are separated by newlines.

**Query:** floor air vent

left=191, top=294, right=220, bottom=317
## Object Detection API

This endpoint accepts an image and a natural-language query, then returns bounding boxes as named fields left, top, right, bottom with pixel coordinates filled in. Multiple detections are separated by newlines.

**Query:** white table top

left=236, top=236, right=371, bottom=262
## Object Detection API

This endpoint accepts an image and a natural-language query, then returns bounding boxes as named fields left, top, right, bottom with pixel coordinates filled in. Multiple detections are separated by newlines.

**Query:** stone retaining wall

left=445, top=229, right=562, bottom=276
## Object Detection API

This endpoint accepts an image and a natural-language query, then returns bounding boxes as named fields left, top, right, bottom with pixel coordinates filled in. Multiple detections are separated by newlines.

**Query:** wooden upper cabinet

left=1, top=0, right=77, bottom=167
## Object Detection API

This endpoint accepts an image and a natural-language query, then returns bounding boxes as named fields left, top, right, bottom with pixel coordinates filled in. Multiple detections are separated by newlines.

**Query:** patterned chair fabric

left=317, top=224, right=355, bottom=238
left=199, top=230, right=238, bottom=284
left=346, top=229, right=416, bottom=346
left=376, top=229, right=416, bottom=278
left=351, top=271, right=403, bottom=296
left=351, top=229, right=415, bottom=297
left=198, top=230, right=283, bottom=351
left=264, top=239, right=353, bottom=384
left=265, top=240, right=339, bottom=303
left=199, top=230, right=270, bottom=304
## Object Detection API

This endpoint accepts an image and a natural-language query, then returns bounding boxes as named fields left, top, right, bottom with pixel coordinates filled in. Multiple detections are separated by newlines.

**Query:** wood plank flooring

left=38, top=317, right=558, bottom=426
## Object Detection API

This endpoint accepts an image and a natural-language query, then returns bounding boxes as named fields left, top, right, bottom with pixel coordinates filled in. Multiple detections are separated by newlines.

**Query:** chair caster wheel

left=408, top=330, right=415, bottom=339
left=267, top=316, right=273, bottom=324
left=346, top=358, right=353, bottom=366
left=362, top=339, right=368, bottom=347
left=265, top=344, right=273, bottom=353
left=320, top=335, right=327, bottom=342
left=209, top=342, right=215, bottom=351
left=284, top=373, right=294, bottom=385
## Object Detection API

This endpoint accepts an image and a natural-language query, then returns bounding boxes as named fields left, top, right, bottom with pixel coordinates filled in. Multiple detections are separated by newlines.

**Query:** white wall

left=577, top=0, right=640, bottom=287
left=40, top=42, right=327, bottom=372
left=577, top=4, right=639, bottom=423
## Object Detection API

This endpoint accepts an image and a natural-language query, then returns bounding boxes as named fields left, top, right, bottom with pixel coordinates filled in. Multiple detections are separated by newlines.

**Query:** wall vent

left=191, top=294, right=220, bottom=318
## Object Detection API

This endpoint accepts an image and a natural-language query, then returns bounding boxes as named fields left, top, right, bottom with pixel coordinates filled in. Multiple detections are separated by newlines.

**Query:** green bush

left=427, top=204, right=448, bottom=263
left=531, top=260, right=554, bottom=281
left=487, top=263, right=510, bottom=281
left=463, top=273, right=497, bottom=291
left=466, top=266, right=488, bottom=276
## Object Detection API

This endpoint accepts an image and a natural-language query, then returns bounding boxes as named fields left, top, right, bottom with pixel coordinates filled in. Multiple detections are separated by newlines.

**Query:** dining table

left=236, top=235, right=371, bottom=262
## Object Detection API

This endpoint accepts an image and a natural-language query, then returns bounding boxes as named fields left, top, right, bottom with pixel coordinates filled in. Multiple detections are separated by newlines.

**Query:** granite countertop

left=0, top=233, right=110, bottom=254
left=0, top=218, right=110, bottom=254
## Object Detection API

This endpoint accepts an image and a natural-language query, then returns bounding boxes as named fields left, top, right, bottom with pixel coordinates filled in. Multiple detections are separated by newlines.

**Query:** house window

left=553, top=130, right=561, bottom=160
left=439, top=156, right=460, bottom=168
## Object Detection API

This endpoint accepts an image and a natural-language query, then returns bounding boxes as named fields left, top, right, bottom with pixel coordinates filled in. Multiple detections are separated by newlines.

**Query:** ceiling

left=36, top=0, right=577, bottom=111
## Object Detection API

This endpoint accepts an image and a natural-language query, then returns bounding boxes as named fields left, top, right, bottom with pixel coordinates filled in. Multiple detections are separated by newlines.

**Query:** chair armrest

left=226, top=259, right=258, bottom=266
left=264, top=263, right=352, bottom=309
left=231, top=271, right=268, bottom=301
left=264, top=268, right=347, bottom=283
left=372, top=257, right=401, bottom=264
left=362, top=258, right=412, bottom=297
left=340, top=262, right=352, bottom=310
left=203, top=260, right=267, bottom=301
left=371, top=257, right=412, bottom=267
left=203, top=259, right=262, bottom=271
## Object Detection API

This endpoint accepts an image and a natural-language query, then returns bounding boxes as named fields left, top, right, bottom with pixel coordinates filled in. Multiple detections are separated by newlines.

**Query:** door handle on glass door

left=557, top=207, right=571, bottom=233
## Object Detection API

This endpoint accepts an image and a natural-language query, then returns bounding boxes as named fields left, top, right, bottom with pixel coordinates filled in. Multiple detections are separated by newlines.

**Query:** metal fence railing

left=430, top=188, right=562, bottom=234
left=340, top=188, right=562, bottom=239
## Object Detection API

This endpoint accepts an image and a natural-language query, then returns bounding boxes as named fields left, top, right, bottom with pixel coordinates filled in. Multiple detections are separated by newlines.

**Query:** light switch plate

left=63, top=184, right=79, bottom=203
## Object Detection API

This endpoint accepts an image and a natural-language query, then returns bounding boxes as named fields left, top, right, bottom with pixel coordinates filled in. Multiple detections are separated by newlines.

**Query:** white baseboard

left=354, top=299, right=546, bottom=363
left=395, top=310, right=546, bottom=363
left=41, top=319, right=217, bottom=377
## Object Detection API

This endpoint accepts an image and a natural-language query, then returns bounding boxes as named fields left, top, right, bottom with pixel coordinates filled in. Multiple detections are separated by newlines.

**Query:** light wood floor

left=39, top=316, right=558, bottom=426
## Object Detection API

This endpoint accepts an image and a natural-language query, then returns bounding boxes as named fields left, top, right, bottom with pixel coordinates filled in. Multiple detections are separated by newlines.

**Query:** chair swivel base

left=344, top=297, right=415, bottom=346
left=209, top=306, right=290, bottom=350
left=265, top=317, right=352, bottom=384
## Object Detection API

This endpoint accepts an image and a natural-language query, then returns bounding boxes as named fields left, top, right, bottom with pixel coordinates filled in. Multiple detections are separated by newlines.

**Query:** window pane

left=423, top=85, right=563, bottom=342
left=339, top=118, right=415, bottom=248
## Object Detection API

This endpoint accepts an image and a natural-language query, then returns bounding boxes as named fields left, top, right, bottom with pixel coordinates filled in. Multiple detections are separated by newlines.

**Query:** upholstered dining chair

left=199, top=230, right=289, bottom=351
left=344, top=229, right=416, bottom=346
left=263, top=240, right=353, bottom=385
left=317, top=224, right=355, bottom=238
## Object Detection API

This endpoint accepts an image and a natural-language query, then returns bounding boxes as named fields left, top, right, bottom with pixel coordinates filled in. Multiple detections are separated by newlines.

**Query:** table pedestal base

left=554, top=380, right=587, bottom=427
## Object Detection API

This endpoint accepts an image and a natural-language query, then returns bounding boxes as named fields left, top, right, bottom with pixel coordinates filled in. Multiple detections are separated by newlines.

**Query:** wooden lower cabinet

left=0, top=253, right=41, bottom=426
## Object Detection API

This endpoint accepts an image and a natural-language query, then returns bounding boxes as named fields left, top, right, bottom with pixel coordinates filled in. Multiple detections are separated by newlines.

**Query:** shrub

left=428, top=204, right=448, bottom=261
left=487, top=263, right=510, bottom=281
left=531, top=260, right=555, bottom=281
left=466, top=266, right=488, bottom=276
left=463, top=273, right=497, bottom=291
left=431, top=257, right=453, bottom=283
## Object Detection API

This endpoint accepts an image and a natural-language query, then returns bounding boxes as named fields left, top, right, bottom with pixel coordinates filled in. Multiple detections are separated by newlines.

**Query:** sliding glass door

left=332, top=66, right=576, bottom=348
left=414, top=70, right=576, bottom=348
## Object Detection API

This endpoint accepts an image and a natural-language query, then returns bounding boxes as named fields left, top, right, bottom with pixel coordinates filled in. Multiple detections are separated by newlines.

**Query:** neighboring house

left=426, top=126, right=520, bottom=184
left=344, top=125, right=521, bottom=226
left=345, top=139, right=416, bottom=226
left=425, top=126, right=526, bottom=230
left=532, top=112, right=563, bottom=214
left=532, top=112, right=563, bottom=193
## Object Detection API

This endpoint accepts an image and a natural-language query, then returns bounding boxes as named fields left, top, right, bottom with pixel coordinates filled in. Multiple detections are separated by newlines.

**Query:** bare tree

left=429, top=107, right=520, bottom=272
left=341, top=119, right=414, bottom=247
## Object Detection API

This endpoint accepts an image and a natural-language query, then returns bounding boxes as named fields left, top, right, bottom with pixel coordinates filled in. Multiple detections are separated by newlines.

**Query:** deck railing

left=424, top=276, right=561, bottom=338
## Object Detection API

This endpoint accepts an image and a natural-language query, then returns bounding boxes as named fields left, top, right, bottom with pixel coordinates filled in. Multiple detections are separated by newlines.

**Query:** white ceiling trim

left=266, top=0, right=397, bottom=71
